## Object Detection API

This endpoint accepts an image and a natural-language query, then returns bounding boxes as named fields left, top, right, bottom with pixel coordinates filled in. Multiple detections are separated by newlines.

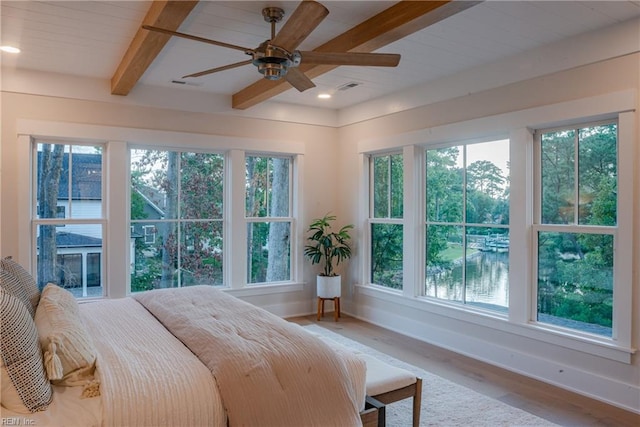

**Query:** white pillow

left=34, top=283, right=98, bottom=387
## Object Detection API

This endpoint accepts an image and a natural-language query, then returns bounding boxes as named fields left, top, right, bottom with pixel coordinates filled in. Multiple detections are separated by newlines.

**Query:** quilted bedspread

left=134, top=285, right=365, bottom=427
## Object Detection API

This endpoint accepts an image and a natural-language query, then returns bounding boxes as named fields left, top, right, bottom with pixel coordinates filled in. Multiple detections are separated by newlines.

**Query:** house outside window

left=534, top=121, right=618, bottom=337
left=32, top=142, right=105, bottom=298
left=369, top=152, right=403, bottom=289
left=129, top=149, right=224, bottom=291
left=425, top=139, right=510, bottom=312
left=245, top=155, right=292, bottom=284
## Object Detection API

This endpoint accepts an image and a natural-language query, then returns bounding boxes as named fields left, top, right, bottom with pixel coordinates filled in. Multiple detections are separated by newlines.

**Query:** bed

left=0, top=257, right=371, bottom=426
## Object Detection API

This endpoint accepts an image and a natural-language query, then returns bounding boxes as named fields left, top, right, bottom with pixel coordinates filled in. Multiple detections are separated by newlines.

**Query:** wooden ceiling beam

left=111, top=0, right=199, bottom=96
left=232, top=0, right=481, bottom=110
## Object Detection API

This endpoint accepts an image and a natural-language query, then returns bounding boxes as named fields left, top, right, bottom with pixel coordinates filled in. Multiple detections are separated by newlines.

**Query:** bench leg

left=412, top=378, right=422, bottom=427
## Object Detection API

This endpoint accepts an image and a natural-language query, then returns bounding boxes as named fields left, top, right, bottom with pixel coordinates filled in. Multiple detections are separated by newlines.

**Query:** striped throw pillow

left=0, top=257, right=40, bottom=316
left=0, top=287, right=52, bottom=413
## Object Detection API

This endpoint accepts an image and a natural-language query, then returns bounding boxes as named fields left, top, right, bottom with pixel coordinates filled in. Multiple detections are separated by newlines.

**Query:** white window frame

left=129, top=147, right=226, bottom=289
left=367, top=150, right=405, bottom=291
left=532, top=118, right=630, bottom=346
left=30, top=139, right=107, bottom=298
left=422, top=137, right=510, bottom=313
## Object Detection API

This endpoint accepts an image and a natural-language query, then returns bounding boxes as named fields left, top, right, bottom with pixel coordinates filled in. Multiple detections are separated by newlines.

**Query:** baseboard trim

left=346, top=295, right=640, bottom=414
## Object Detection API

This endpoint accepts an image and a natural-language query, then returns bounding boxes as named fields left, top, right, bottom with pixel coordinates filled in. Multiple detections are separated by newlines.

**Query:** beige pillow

left=0, top=288, right=52, bottom=413
left=34, top=283, right=98, bottom=387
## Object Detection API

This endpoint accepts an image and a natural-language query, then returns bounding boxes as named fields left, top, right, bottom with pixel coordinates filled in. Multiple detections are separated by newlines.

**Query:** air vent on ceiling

left=171, top=79, right=203, bottom=87
left=337, top=82, right=362, bottom=91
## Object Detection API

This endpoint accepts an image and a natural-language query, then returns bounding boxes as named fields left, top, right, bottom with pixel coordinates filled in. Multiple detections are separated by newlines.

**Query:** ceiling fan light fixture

left=252, top=43, right=299, bottom=81
left=256, top=61, right=288, bottom=80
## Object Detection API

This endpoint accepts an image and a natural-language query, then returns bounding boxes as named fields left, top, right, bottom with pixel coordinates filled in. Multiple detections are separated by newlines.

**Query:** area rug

left=304, top=324, right=558, bottom=427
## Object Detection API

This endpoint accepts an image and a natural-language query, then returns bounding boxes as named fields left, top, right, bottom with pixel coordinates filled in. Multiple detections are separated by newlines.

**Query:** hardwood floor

left=289, top=314, right=640, bottom=427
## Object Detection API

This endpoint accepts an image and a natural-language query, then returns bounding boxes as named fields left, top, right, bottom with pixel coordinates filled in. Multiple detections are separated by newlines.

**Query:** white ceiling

left=1, top=0, right=640, bottom=111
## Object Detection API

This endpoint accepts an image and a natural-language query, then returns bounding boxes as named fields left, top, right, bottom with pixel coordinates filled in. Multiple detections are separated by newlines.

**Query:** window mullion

left=265, top=157, right=271, bottom=217
left=228, top=150, right=246, bottom=289
left=461, top=146, right=467, bottom=304
left=176, top=152, right=182, bottom=287
left=614, top=111, right=633, bottom=347
left=67, top=146, right=73, bottom=219
left=574, top=130, right=580, bottom=225
left=387, top=155, right=392, bottom=218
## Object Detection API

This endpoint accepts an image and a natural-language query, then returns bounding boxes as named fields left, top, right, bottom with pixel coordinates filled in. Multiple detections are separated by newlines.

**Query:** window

left=130, top=149, right=224, bottom=291
left=425, top=139, right=510, bottom=312
left=23, top=121, right=306, bottom=299
left=143, top=225, right=156, bottom=244
left=33, top=142, right=105, bottom=297
left=535, top=121, right=617, bottom=337
left=56, top=206, right=66, bottom=219
left=245, top=155, right=292, bottom=284
left=370, top=152, right=403, bottom=289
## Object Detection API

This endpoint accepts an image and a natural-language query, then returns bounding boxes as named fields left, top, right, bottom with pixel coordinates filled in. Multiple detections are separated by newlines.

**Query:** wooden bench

left=362, top=353, right=422, bottom=427
left=316, top=333, right=422, bottom=427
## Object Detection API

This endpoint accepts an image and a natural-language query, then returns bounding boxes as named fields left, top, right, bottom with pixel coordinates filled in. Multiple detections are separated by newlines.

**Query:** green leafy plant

left=304, top=213, right=353, bottom=277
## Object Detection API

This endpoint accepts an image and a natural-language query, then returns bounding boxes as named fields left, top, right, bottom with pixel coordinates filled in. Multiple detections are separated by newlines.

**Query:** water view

left=426, top=248, right=509, bottom=312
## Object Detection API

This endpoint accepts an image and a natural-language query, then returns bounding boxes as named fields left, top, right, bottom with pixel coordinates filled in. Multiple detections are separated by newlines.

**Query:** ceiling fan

left=142, top=0, right=401, bottom=92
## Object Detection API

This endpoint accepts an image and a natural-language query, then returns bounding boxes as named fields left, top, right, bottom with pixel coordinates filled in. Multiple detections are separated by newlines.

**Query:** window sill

left=223, top=282, right=305, bottom=298
left=356, top=284, right=635, bottom=363
left=80, top=282, right=306, bottom=301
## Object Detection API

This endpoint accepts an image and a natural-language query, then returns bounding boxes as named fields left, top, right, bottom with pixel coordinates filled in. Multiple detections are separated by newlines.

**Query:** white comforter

left=135, top=286, right=366, bottom=427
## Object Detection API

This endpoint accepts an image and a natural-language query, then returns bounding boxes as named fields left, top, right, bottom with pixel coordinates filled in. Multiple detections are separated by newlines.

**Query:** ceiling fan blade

left=183, top=60, right=253, bottom=78
left=299, top=51, right=401, bottom=67
left=142, top=25, right=253, bottom=54
left=272, top=1, right=329, bottom=52
left=285, top=68, right=316, bottom=92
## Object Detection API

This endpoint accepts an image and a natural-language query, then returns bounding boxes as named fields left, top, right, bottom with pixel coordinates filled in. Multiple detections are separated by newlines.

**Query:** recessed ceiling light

left=0, top=46, right=20, bottom=53
left=317, top=93, right=331, bottom=99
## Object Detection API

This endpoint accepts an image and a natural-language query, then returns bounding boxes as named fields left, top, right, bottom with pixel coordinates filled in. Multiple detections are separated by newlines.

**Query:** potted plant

left=304, top=213, right=353, bottom=298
